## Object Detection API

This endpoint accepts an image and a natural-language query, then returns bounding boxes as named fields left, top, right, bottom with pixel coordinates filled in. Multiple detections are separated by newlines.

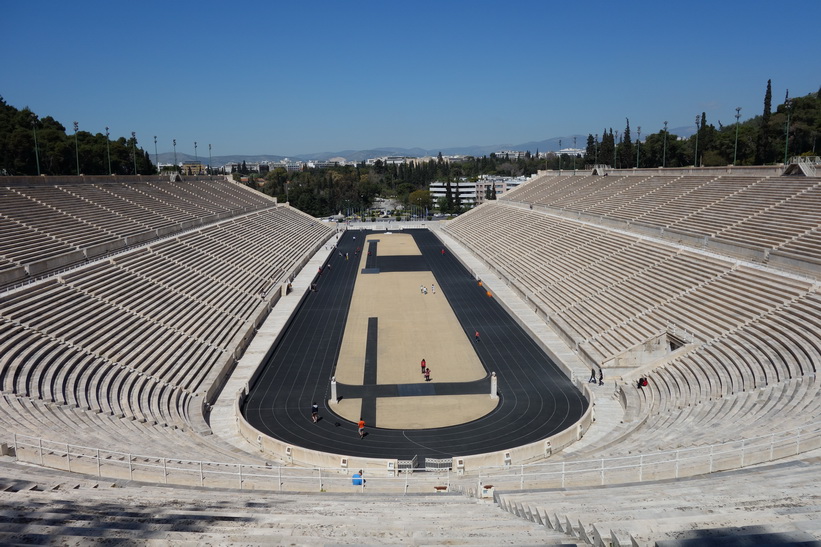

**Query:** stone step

left=652, top=525, right=821, bottom=547
left=0, top=483, right=582, bottom=546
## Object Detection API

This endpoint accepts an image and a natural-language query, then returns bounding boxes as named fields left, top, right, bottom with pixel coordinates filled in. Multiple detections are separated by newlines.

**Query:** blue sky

left=3, top=1, right=818, bottom=157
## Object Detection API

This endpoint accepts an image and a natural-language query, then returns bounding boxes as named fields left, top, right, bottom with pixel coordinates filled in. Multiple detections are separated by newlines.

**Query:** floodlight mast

left=733, top=107, right=741, bottom=166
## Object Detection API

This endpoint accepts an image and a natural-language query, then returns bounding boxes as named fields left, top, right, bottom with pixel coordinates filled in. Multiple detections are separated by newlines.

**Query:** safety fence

left=10, top=421, right=821, bottom=495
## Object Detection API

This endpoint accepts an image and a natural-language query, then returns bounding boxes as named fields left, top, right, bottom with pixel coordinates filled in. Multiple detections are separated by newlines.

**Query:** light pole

left=733, top=107, right=742, bottom=166
left=73, top=121, right=80, bottom=175
left=153, top=136, right=158, bottom=172
left=573, top=136, right=577, bottom=171
left=636, top=126, right=641, bottom=168
left=693, top=115, right=700, bottom=167
left=783, top=92, right=792, bottom=165
left=614, top=131, right=620, bottom=169
left=105, top=127, right=112, bottom=175
left=663, top=121, right=668, bottom=168
left=172, top=139, right=177, bottom=172
left=131, top=132, right=137, bottom=175
left=208, top=144, right=212, bottom=175
left=31, top=114, right=41, bottom=176
left=194, top=141, right=198, bottom=174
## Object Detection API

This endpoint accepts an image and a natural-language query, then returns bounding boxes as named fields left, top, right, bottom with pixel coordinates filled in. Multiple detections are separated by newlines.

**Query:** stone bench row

left=0, top=395, right=258, bottom=463
left=0, top=207, right=332, bottom=433
left=0, top=179, right=279, bottom=287
left=503, top=173, right=821, bottom=259
left=0, top=320, right=219, bottom=428
left=447, top=203, right=815, bottom=369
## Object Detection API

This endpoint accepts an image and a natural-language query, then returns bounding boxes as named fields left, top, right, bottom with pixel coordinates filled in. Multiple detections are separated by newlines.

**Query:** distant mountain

left=156, top=130, right=696, bottom=166
left=669, top=126, right=696, bottom=138
left=306, top=148, right=430, bottom=162
left=297, top=136, right=587, bottom=162
left=155, top=153, right=287, bottom=166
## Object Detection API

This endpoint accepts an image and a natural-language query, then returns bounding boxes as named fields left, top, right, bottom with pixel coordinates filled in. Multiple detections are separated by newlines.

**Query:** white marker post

left=330, top=376, right=338, bottom=405
left=490, top=372, right=498, bottom=399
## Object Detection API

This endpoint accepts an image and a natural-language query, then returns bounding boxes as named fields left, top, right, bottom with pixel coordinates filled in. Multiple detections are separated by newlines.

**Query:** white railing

left=11, top=420, right=821, bottom=495
left=342, top=220, right=432, bottom=231
left=468, top=424, right=821, bottom=492
left=790, top=156, right=820, bottom=177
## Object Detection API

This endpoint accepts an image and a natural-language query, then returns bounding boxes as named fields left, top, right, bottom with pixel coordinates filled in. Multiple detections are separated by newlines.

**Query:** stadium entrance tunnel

left=600, top=327, right=695, bottom=372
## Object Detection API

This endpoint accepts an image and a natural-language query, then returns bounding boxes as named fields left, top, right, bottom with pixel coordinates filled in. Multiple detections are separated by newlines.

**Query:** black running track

left=242, top=229, right=588, bottom=462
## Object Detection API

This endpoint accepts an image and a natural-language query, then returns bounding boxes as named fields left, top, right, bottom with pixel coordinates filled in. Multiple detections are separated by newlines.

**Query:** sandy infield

left=332, top=232, right=497, bottom=429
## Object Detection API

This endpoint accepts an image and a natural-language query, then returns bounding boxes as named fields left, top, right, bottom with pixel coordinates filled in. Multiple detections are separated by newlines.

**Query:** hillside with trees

left=0, top=97, right=156, bottom=176
left=588, top=83, right=820, bottom=169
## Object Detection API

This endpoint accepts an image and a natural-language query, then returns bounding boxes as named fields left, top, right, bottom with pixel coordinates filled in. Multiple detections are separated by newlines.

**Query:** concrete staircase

left=496, top=453, right=821, bottom=546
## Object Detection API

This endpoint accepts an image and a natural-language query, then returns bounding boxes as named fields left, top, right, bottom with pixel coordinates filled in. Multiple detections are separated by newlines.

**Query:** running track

left=242, top=229, right=588, bottom=462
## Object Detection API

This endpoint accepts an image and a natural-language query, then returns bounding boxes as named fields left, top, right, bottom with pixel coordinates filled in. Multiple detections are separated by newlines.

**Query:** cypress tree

left=755, top=79, right=772, bottom=164
left=585, top=134, right=596, bottom=161
left=622, top=118, right=633, bottom=168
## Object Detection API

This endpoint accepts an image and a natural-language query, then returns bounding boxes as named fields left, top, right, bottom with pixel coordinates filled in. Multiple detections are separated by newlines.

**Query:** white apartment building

left=474, top=175, right=528, bottom=205
left=429, top=175, right=530, bottom=210
left=365, top=156, right=416, bottom=166
left=495, top=150, right=527, bottom=160
left=429, top=179, right=478, bottom=209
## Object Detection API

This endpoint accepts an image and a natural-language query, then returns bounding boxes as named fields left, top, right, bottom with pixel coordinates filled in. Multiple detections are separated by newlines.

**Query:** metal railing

left=790, top=156, right=820, bottom=177
left=11, top=420, right=821, bottom=495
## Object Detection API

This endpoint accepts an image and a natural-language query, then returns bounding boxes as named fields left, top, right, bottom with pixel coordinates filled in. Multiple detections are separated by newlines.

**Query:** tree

left=408, top=189, right=432, bottom=211
left=585, top=134, right=596, bottom=162
left=755, top=79, right=773, bottom=164
left=599, top=129, right=614, bottom=166
left=622, top=119, right=633, bottom=168
left=443, top=180, right=453, bottom=213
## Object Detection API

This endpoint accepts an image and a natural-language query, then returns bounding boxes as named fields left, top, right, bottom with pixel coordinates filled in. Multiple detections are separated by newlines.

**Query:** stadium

left=0, top=162, right=820, bottom=546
